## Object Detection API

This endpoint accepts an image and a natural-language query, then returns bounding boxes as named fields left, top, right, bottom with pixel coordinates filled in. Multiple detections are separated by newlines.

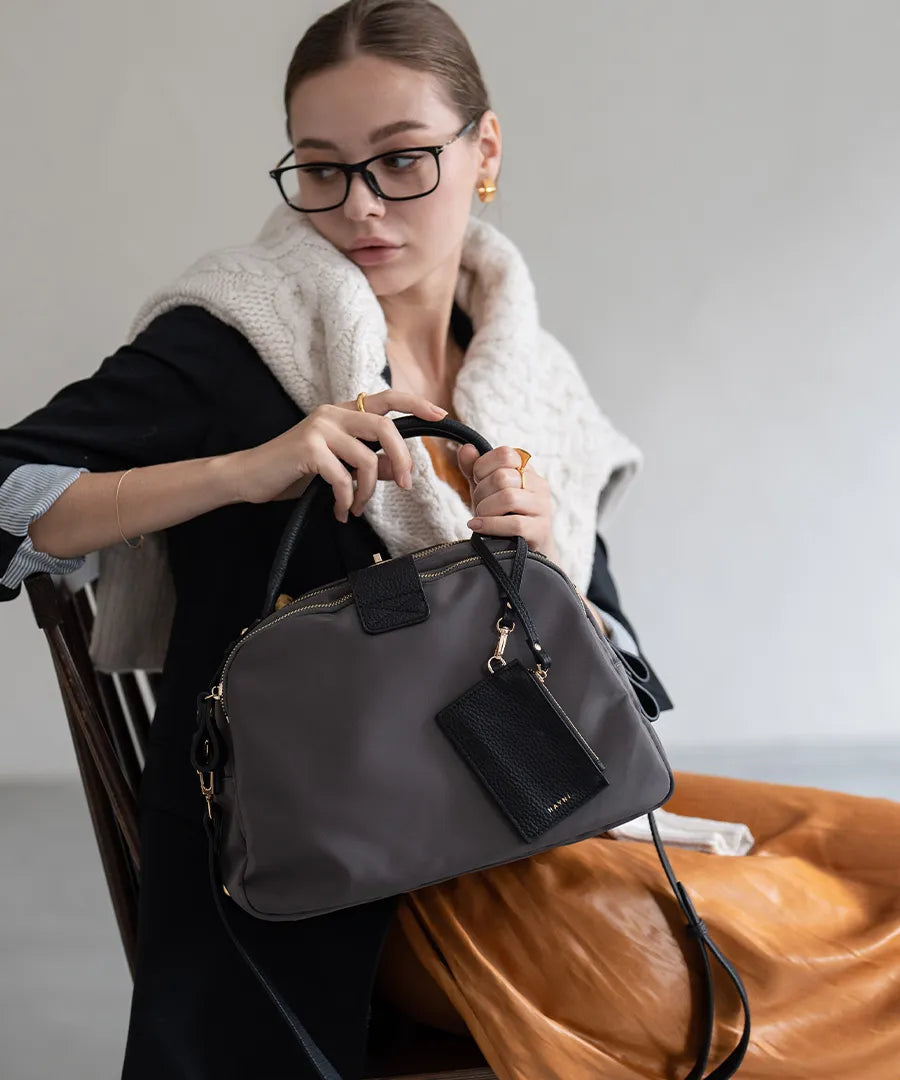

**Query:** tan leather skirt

left=377, top=772, right=900, bottom=1079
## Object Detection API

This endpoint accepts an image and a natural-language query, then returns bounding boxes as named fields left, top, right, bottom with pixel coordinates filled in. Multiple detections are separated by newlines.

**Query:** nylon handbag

left=191, top=415, right=750, bottom=1079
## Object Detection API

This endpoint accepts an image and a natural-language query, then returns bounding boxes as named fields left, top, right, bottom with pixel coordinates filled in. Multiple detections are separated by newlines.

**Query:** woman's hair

left=283, top=0, right=491, bottom=140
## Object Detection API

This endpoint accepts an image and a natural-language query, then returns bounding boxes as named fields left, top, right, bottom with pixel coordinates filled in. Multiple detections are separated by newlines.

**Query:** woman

left=1, top=2, right=897, bottom=1079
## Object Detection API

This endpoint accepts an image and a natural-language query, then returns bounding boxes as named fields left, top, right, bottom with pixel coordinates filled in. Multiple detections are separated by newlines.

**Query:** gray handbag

left=192, top=416, right=750, bottom=1079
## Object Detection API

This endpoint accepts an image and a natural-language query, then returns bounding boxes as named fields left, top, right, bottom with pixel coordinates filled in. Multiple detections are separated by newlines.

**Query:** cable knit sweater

left=136, top=204, right=639, bottom=574
left=85, top=204, right=642, bottom=670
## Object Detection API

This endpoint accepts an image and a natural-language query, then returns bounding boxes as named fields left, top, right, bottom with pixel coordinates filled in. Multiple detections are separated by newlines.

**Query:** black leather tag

left=348, top=554, right=429, bottom=634
left=436, top=659, right=609, bottom=842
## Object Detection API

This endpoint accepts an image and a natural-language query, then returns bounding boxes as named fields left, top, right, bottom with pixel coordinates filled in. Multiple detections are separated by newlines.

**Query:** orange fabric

left=390, top=772, right=900, bottom=1079
left=423, top=432, right=471, bottom=505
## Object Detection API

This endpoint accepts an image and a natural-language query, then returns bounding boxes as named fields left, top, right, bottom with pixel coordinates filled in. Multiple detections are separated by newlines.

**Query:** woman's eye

left=381, top=153, right=423, bottom=171
left=300, top=164, right=340, bottom=182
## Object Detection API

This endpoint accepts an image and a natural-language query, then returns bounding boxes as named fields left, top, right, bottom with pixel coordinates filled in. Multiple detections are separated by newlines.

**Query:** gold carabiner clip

left=486, top=615, right=516, bottom=674
left=197, top=767, right=215, bottom=819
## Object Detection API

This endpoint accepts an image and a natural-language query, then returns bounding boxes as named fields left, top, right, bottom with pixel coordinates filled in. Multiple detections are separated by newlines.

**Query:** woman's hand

left=213, top=390, right=447, bottom=521
left=457, top=443, right=559, bottom=561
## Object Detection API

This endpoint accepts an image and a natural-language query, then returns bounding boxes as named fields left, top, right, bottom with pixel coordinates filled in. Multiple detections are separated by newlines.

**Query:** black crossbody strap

left=203, top=810, right=344, bottom=1080
left=201, top=801, right=749, bottom=1079
left=647, top=810, right=752, bottom=1079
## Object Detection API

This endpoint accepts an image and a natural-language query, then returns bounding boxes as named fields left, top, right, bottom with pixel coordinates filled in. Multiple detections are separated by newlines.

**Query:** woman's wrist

left=206, top=452, right=248, bottom=505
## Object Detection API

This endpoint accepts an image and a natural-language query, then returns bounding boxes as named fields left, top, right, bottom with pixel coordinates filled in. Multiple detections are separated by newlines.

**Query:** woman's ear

left=476, top=110, right=502, bottom=184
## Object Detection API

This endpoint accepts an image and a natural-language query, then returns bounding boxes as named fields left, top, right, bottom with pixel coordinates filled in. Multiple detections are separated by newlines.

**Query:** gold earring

left=476, top=178, right=497, bottom=204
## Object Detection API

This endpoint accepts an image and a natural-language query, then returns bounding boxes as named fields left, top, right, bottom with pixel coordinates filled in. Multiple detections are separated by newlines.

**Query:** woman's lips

left=348, top=245, right=403, bottom=266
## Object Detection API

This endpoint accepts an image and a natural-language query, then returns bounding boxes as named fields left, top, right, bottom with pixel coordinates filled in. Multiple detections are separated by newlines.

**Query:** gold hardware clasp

left=197, top=769, right=215, bottom=818
left=486, top=616, right=516, bottom=674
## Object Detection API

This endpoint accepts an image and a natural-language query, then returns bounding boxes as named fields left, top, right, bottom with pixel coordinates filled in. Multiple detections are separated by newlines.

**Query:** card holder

left=436, top=659, right=609, bottom=842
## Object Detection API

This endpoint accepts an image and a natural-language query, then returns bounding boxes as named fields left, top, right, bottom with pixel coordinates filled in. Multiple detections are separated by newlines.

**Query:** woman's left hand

left=457, top=443, right=559, bottom=562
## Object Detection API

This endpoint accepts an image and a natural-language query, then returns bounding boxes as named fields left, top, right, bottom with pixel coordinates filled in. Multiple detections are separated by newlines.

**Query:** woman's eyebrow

left=293, top=119, right=430, bottom=152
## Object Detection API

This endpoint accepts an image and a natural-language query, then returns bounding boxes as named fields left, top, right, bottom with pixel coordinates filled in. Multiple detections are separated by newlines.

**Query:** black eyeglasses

left=269, top=117, right=478, bottom=213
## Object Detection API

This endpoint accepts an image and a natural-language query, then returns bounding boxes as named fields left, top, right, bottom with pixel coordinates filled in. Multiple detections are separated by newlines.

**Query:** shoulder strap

left=647, top=810, right=751, bottom=1078
left=201, top=803, right=749, bottom=1079
left=203, top=811, right=345, bottom=1080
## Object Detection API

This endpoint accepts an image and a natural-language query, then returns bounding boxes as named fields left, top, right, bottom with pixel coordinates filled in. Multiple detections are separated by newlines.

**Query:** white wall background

left=1, top=1, right=898, bottom=777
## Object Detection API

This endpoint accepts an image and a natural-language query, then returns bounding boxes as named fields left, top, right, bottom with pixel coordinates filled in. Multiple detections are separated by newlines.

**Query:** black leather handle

left=262, top=415, right=494, bottom=618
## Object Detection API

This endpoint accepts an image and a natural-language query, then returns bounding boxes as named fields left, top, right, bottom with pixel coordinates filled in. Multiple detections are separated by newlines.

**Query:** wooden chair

left=25, top=571, right=496, bottom=1080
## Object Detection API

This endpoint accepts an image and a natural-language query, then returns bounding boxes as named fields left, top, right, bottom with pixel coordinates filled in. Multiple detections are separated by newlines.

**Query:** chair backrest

left=24, top=571, right=496, bottom=1080
left=26, top=572, right=148, bottom=976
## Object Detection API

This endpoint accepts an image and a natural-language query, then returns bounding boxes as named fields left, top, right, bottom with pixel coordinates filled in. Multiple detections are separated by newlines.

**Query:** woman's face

left=285, top=54, right=500, bottom=298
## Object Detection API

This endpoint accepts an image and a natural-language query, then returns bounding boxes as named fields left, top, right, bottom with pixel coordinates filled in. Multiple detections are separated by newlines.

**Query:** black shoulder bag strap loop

left=648, top=812, right=752, bottom=1079
left=469, top=532, right=552, bottom=671
left=203, top=809, right=345, bottom=1080
left=201, top=802, right=749, bottom=1079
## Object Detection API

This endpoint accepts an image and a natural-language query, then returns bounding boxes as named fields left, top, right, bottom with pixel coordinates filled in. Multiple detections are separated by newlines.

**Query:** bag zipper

left=210, top=546, right=584, bottom=722
left=527, top=668, right=606, bottom=772
left=276, top=538, right=470, bottom=608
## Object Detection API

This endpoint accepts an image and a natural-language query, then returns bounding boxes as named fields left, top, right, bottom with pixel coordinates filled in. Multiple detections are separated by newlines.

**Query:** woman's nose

left=342, top=171, right=385, bottom=220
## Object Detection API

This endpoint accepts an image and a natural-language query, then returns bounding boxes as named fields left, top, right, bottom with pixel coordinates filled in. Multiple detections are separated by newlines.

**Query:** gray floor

left=2, top=743, right=899, bottom=1080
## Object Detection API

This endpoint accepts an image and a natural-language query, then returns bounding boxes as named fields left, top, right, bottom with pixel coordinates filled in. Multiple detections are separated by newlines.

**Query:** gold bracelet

left=115, top=468, right=144, bottom=550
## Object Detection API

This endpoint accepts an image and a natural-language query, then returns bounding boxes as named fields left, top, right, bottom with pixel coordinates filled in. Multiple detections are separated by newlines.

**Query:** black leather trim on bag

left=348, top=553, right=430, bottom=634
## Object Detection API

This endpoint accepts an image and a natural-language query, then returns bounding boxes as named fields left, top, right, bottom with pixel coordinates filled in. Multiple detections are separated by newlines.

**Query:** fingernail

left=467, top=517, right=483, bottom=530
left=401, top=472, right=412, bottom=489
left=434, top=406, right=448, bottom=416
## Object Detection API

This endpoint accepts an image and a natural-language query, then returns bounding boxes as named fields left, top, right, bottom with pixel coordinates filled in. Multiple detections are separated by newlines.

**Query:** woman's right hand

left=216, top=391, right=448, bottom=521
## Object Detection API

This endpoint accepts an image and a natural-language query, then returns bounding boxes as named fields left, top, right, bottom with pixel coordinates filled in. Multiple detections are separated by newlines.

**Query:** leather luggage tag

left=436, top=659, right=609, bottom=842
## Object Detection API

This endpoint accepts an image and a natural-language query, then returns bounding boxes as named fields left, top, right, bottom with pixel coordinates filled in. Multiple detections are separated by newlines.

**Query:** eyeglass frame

left=269, top=116, right=480, bottom=213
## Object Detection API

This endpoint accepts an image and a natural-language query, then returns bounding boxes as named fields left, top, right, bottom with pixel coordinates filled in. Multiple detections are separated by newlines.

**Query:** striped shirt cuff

left=0, top=463, right=88, bottom=590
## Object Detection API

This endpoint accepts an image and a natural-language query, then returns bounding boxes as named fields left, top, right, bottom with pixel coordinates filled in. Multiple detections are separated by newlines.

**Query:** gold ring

left=356, top=392, right=367, bottom=412
left=514, top=447, right=531, bottom=490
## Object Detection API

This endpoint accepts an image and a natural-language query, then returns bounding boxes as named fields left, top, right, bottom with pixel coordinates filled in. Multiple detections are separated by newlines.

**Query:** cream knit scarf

left=89, top=204, right=642, bottom=673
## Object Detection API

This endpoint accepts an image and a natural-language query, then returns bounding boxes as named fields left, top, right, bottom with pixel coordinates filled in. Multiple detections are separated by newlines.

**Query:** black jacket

left=0, top=303, right=671, bottom=1078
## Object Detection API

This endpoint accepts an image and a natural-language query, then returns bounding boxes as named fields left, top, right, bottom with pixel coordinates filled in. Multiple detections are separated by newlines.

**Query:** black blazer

left=0, top=304, right=671, bottom=711
left=0, top=303, right=672, bottom=1078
